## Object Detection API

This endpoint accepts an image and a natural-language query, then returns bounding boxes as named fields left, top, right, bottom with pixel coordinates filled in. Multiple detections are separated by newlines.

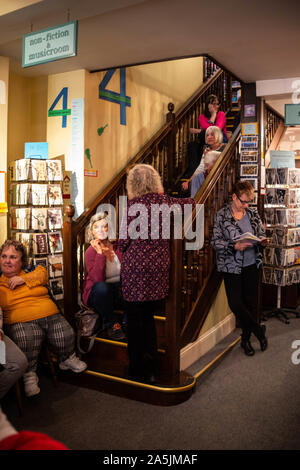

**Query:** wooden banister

left=63, top=60, right=243, bottom=386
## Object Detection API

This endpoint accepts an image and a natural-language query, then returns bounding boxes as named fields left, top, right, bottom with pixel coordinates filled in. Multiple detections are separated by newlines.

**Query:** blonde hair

left=126, top=164, right=164, bottom=200
left=85, top=211, right=109, bottom=243
left=205, top=125, right=224, bottom=145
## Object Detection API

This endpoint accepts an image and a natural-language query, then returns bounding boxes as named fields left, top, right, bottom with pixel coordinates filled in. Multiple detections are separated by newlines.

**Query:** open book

left=232, top=232, right=266, bottom=244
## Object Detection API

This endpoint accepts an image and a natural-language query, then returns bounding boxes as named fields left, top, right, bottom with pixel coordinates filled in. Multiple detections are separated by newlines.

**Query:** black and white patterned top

left=211, top=204, right=265, bottom=274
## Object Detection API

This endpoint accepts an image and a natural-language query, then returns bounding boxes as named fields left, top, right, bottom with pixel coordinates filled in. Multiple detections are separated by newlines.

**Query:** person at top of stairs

left=190, top=94, right=228, bottom=143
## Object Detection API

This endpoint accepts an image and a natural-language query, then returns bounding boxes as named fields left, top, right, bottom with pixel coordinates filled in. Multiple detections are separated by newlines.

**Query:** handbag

left=75, top=304, right=102, bottom=354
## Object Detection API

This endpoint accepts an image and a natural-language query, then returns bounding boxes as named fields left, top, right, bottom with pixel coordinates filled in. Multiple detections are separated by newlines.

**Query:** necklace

left=231, top=204, right=245, bottom=221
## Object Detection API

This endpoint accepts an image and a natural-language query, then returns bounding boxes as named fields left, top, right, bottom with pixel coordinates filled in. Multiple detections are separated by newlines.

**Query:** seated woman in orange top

left=0, top=240, right=87, bottom=397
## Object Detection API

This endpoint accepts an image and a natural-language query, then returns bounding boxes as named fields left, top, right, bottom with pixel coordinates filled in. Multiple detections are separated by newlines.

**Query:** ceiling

left=1, top=0, right=300, bottom=83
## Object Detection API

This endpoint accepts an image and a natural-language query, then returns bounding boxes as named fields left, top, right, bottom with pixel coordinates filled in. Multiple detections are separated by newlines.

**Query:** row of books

left=14, top=231, right=63, bottom=256
left=266, top=226, right=300, bottom=246
left=11, top=183, right=63, bottom=206
left=262, top=266, right=300, bottom=287
left=11, top=159, right=63, bottom=182
left=263, top=246, right=300, bottom=267
left=266, top=167, right=300, bottom=186
left=11, top=207, right=62, bottom=231
left=265, top=187, right=300, bottom=207
left=264, top=208, right=300, bottom=227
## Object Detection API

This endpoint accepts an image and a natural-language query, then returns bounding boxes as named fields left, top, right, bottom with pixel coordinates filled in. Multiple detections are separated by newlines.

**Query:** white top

left=105, top=253, right=121, bottom=283
left=193, top=159, right=205, bottom=176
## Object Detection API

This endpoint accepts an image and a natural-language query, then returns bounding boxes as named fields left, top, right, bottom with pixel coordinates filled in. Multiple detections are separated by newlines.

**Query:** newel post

left=63, top=204, right=78, bottom=326
left=163, top=237, right=183, bottom=385
left=166, top=102, right=176, bottom=191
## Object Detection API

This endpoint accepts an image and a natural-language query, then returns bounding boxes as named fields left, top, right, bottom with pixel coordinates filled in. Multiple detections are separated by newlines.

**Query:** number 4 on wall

left=99, top=68, right=131, bottom=126
left=48, top=87, right=71, bottom=128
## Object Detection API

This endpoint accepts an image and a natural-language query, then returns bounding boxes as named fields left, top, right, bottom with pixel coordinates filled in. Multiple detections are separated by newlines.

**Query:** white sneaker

left=23, top=371, right=40, bottom=397
left=59, top=353, right=87, bottom=373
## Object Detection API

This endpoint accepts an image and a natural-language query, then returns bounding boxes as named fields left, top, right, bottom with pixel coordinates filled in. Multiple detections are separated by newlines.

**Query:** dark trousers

left=88, top=281, right=125, bottom=328
left=125, top=300, right=160, bottom=379
left=223, top=264, right=261, bottom=341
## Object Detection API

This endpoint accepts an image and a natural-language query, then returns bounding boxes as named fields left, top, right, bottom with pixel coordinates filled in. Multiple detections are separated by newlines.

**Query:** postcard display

left=239, top=135, right=259, bottom=207
left=263, top=167, right=300, bottom=321
left=10, top=159, right=64, bottom=301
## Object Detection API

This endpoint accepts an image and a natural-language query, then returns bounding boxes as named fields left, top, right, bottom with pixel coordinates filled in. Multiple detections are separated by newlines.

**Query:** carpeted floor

left=2, top=316, right=300, bottom=450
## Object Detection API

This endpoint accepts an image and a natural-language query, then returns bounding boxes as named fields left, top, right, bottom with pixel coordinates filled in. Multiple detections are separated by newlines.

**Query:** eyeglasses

left=237, top=195, right=253, bottom=205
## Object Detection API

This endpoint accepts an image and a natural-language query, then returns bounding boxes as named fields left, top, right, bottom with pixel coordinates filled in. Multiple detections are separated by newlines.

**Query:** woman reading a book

left=211, top=181, right=268, bottom=356
left=82, top=212, right=126, bottom=340
left=0, top=240, right=87, bottom=397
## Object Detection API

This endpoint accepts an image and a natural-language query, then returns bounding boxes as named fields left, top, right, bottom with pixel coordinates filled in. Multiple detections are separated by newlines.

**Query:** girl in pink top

left=191, top=94, right=228, bottom=143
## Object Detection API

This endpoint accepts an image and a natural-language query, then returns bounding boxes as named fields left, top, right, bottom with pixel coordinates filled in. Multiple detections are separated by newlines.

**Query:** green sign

left=285, top=104, right=300, bottom=126
left=22, top=21, right=77, bottom=68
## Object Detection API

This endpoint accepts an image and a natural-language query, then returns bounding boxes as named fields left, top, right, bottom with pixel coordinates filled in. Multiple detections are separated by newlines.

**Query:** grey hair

left=126, top=164, right=164, bottom=200
left=85, top=211, right=110, bottom=243
left=205, top=125, right=224, bottom=144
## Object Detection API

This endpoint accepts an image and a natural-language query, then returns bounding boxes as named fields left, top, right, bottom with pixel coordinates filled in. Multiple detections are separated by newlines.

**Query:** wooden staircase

left=61, top=59, right=283, bottom=405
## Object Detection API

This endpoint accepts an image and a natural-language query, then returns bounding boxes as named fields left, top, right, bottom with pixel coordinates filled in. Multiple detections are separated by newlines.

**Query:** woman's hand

left=8, top=276, right=25, bottom=290
left=259, top=238, right=270, bottom=247
left=100, top=242, right=115, bottom=262
left=234, top=241, right=252, bottom=251
left=181, top=181, right=189, bottom=190
left=208, top=104, right=217, bottom=122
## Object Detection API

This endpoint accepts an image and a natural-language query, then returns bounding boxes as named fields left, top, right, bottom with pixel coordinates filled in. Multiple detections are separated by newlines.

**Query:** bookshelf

left=9, top=158, right=64, bottom=301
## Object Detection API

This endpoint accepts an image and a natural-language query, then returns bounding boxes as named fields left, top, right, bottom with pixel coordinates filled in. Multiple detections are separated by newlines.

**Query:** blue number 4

left=99, top=68, right=131, bottom=125
left=48, top=87, right=71, bottom=128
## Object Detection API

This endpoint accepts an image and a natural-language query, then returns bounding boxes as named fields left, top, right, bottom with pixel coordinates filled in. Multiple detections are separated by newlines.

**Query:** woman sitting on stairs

left=82, top=212, right=126, bottom=340
left=0, top=240, right=87, bottom=397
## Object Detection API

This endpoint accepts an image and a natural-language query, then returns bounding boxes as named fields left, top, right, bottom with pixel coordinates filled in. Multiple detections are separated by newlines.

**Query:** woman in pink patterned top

left=117, top=164, right=194, bottom=383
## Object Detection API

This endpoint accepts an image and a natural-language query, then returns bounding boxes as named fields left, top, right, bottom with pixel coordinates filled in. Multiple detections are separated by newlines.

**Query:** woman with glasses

left=211, top=181, right=268, bottom=356
left=190, top=94, right=228, bottom=143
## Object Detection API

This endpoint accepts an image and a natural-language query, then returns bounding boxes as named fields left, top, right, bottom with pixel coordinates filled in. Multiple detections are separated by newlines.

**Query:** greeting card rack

left=9, top=158, right=64, bottom=301
left=262, top=167, right=300, bottom=323
left=239, top=131, right=259, bottom=208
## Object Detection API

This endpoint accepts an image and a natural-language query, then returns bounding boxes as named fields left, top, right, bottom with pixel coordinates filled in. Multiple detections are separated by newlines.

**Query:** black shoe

left=257, top=324, right=268, bottom=352
left=241, top=340, right=255, bottom=356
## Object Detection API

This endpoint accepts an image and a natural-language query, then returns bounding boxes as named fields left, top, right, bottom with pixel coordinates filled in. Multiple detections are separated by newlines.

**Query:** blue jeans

left=88, top=282, right=125, bottom=329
